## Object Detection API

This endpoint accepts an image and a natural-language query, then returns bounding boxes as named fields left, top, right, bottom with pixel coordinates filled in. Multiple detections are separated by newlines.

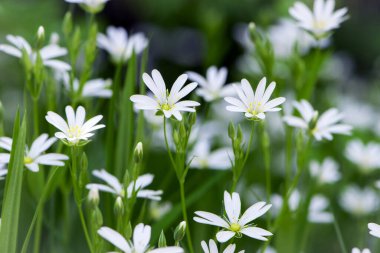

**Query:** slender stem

left=260, top=122, right=271, bottom=225
left=332, top=210, right=348, bottom=253
left=32, top=98, right=39, bottom=138
left=163, top=118, right=176, bottom=170
left=70, top=147, right=94, bottom=253
left=179, top=181, right=194, bottom=253
left=106, top=63, right=123, bottom=172
left=32, top=213, right=43, bottom=253
left=285, top=126, right=293, bottom=190
left=231, top=121, right=255, bottom=192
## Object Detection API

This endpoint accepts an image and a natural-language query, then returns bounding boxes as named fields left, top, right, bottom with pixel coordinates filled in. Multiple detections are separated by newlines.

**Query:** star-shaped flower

left=45, top=106, right=105, bottom=146
left=194, top=191, right=272, bottom=242
left=224, top=77, right=285, bottom=120
left=289, top=0, right=348, bottom=39
left=0, top=134, right=68, bottom=172
left=130, top=69, right=200, bottom=121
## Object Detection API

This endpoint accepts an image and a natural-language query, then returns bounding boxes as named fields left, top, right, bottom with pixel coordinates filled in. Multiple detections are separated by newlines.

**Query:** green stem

left=32, top=98, right=39, bottom=138
left=285, top=126, right=293, bottom=190
left=106, top=63, right=123, bottom=172
left=32, top=213, right=43, bottom=253
left=332, top=210, right=348, bottom=253
left=71, top=147, right=94, bottom=253
left=179, top=181, right=194, bottom=253
left=163, top=118, right=176, bottom=170
left=260, top=122, right=271, bottom=225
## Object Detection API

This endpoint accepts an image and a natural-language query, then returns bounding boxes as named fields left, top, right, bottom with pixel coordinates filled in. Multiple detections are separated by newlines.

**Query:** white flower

left=345, top=140, right=380, bottom=172
left=87, top=185, right=100, bottom=205
left=283, top=99, right=352, bottom=141
left=59, top=71, right=112, bottom=98
left=97, top=26, right=148, bottom=64
left=368, top=223, right=380, bottom=238
left=194, top=191, right=272, bottom=243
left=86, top=169, right=163, bottom=200
left=201, top=239, right=244, bottom=253
left=224, top=77, right=285, bottom=120
left=268, top=19, right=324, bottom=57
left=289, top=0, right=348, bottom=38
left=149, top=201, right=172, bottom=220
left=98, top=223, right=184, bottom=253
left=271, top=191, right=333, bottom=223
left=130, top=69, right=200, bottom=121
left=0, top=34, right=70, bottom=72
left=0, top=134, right=68, bottom=172
left=308, top=195, right=333, bottom=223
left=340, top=186, right=379, bottom=216
left=186, top=66, right=235, bottom=102
left=309, top=157, right=341, bottom=184
left=45, top=106, right=105, bottom=146
left=65, top=0, right=109, bottom=13
left=189, top=140, right=233, bottom=170
left=352, top=248, right=371, bottom=253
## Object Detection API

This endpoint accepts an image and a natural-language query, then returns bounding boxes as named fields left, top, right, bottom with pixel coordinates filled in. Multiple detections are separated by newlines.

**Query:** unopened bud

left=134, top=142, right=143, bottom=163
left=49, top=32, right=60, bottom=45
left=63, top=12, right=73, bottom=36
left=179, top=123, right=186, bottom=139
left=37, top=26, right=45, bottom=42
left=88, top=186, right=100, bottom=207
left=174, top=221, right=186, bottom=242
left=173, top=130, right=180, bottom=146
left=228, top=122, right=235, bottom=140
left=125, top=222, right=132, bottom=239
left=158, top=230, right=167, bottom=247
left=114, top=196, right=124, bottom=216
left=91, top=207, right=103, bottom=228
left=188, top=112, right=196, bottom=126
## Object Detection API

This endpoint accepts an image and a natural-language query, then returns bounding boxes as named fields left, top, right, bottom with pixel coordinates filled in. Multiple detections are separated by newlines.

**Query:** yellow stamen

left=230, top=223, right=241, bottom=232
left=24, top=157, right=33, bottom=164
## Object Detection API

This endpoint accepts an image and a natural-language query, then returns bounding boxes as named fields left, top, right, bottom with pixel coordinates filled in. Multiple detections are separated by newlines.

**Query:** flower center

left=161, top=103, right=172, bottom=111
left=24, top=156, right=33, bottom=164
left=68, top=126, right=82, bottom=139
left=314, top=20, right=327, bottom=30
left=230, top=223, right=241, bottom=232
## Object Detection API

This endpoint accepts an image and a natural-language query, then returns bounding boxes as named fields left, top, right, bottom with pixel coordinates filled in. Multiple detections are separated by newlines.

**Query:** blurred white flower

left=289, top=0, right=348, bottom=39
left=224, top=77, right=285, bottom=120
left=352, top=248, right=371, bottom=253
left=0, top=34, right=70, bottom=72
left=194, top=191, right=272, bottom=243
left=271, top=191, right=333, bottom=223
left=97, top=26, right=148, bottom=64
left=149, top=201, right=172, bottom=220
left=201, top=239, right=244, bottom=253
left=130, top=69, right=200, bottom=121
left=65, top=0, right=109, bottom=13
left=257, top=246, right=277, bottom=253
left=45, top=106, right=105, bottom=146
left=86, top=169, right=163, bottom=200
left=309, top=157, right=341, bottom=184
left=189, top=140, right=233, bottom=170
left=340, top=186, right=379, bottom=216
left=283, top=99, right=352, bottom=141
left=0, top=134, right=68, bottom=172
left=345, top=140, right=380, bottom=172
left=268, top=19, right=323, bottom=57
left=59, top=71, right=112, bottom=98
left=368, top=223, right=380, bottom=238
left=98, top=223, right=184, bottom=253
left=338, top=97, right=375, bottom=130
left=187, top=66, right=235, bottom=102
left=87, top=184, right=100, bottom=206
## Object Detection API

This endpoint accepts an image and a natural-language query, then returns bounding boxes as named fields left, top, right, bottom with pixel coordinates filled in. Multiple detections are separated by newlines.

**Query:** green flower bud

left=236, top=125, right=243, bottom=144
left=134, top=142, right=143, bottom=163
left=114, top=196, right=124, bottom=216
left=228, top=122, right=235, bottom=140
left=174, top=221, right=186, bottom=242
left=36, top=26, right=45, bottom=49
left=91, top=207, right=103, bottom=229
left=87, top=186, right=100, bottom=208
left=188, top=112, right=196, bottom=126
left=173, top=129, right=180, bottom=146
left=179, top=123, right=187, bottom=139
left=62, top=12, right=73, bottom=37
left=125, top=222, right=132, bottom=239
left=158, top=230, right=167, bottom=247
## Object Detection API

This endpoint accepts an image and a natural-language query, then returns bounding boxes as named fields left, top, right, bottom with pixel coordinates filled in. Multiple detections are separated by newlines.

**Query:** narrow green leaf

left=115, top=52, right=137, bottom=178
left=0, top=110, right=27, bottom=253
